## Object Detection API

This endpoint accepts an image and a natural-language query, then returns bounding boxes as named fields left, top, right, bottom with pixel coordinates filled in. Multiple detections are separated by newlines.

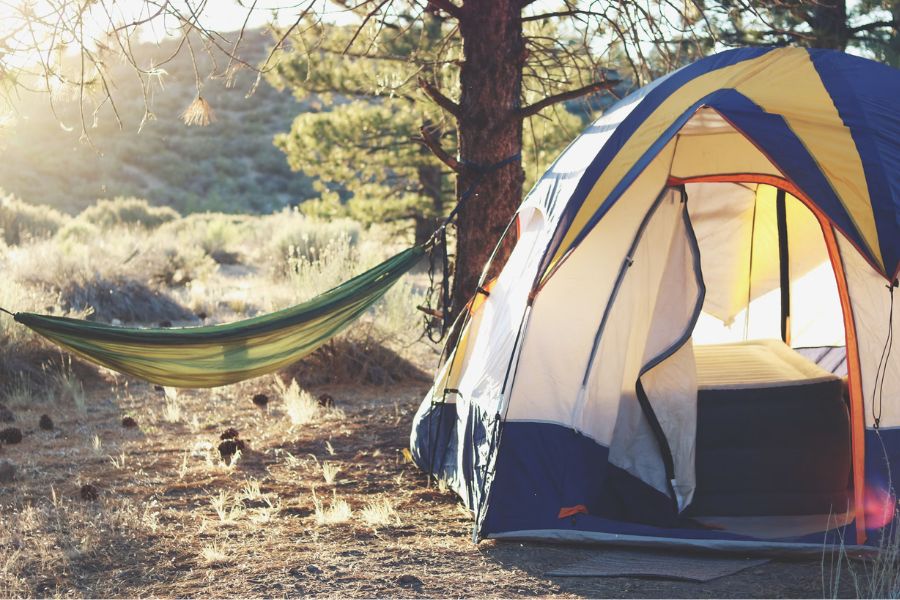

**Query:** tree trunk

left=889, top=1, right=900, bottom=66
left=452, top=0, right=525, bottom=317
left=414, top=163, right=444, bottom=245
left=810, top=0, right=849, bottom=49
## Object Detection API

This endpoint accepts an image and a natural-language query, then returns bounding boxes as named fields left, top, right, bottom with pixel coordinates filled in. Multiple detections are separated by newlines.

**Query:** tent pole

left=776, top=188, right=791, bottom=345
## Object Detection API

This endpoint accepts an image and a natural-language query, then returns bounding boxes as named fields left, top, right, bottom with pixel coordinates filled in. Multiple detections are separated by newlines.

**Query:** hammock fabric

left=11, top=246, right=425, bottom=388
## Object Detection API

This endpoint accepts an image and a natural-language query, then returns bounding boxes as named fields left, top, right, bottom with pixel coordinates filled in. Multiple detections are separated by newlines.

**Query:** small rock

left=0, top=405, right=14, bottom=423
left=317, top=393, right=335, bottom=408
left=397, top=574, right=423, bottom=589
left=38, top=415, right=54, bottom=431
left=79, top=483, right=99, bottom=501
left=158, top=320, right=172, bottom=328
left=0, top=428, right=22, bottom=444
left=217, top=439, right=247, bottom=462
left=197, top=311, right=208, bottom=320
left=0, top=460, right=15, bottom=482
left=220, top=427, right=239, bottom=440
left=121, top=416, right=138, bottom=428
left=252, top=393, right=269, bottom=408
left=306, top=565, right=322, bottom=575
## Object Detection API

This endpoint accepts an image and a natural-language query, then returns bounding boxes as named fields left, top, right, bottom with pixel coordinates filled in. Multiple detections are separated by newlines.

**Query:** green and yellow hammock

left=7, top=246, right=425, bottom=388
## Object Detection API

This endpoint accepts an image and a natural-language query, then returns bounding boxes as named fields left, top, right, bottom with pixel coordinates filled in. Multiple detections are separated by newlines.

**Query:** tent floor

left=693, top=510, right=854, bottom=539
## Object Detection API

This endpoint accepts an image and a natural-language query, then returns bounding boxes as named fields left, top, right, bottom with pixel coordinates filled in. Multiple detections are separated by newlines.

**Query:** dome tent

left=410, top=47, right=900, bottom=551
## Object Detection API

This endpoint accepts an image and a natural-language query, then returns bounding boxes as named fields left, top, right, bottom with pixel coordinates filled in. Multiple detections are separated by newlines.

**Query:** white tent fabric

left=838, top=232, right=900, bottom=428
left=604, top=191, right=702, bottom=509
left=506, top=139, right=678, bottom=432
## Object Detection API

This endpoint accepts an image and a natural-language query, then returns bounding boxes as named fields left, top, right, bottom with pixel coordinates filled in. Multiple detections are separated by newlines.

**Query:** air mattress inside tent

left=686, top=340, right=851, bottom=517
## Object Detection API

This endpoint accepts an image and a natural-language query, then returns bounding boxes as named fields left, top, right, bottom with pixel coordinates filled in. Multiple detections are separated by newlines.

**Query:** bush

left=268, top=208, right=361, bottom=275
left=78, top=197, right=181, bottom=229
left=0, top=192, right=67, bottom=245
left=11, top=233, right=200, bottom=324
left=55, top=219, right=101, bottom=244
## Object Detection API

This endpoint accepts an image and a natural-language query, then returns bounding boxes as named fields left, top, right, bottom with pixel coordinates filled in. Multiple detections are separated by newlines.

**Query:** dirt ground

left=0, top=371, right=857, bottom=598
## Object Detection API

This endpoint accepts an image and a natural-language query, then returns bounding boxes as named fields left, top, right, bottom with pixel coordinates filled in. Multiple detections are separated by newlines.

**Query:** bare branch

left=344, top=0, right=392, bottom=52
left=418, top=77, right=460, bottom=117
left=849, top=19, right=896, bottom=33
left=518, top=79, right=618, bottom=119
left=522, top=9, right=600, bottom=22
left=426, top=0, right=462, bottom=20
left=412, top=125, right=463, bottom=173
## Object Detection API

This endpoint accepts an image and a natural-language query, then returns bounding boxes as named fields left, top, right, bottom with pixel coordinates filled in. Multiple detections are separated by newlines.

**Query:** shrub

left=11, top=236, right=196, bottom=324
left=0, top=192, right=67, bottom=245
left=55, top=219, right=101, bottom=244
left=287, top=235, right=363, bottom=300
left=78, top=197, right=180, bottom=229
left=268, top=208, right=361, bottom=271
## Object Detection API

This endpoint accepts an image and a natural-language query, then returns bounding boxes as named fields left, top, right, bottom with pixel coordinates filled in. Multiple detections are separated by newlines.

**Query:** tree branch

left=412, top=125, right=464, bottom=173
left=849, top=19, right=895, bottom=33
left=518, top=79, right=619, bottom=119
left=426, top=0, right=462, bottom=19
left=522, top=9, right=600, bottom=22
left=418, top=77, right=461, bottom=117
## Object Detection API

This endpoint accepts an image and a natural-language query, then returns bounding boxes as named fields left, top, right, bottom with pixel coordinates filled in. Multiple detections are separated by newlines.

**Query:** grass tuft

left=200, top=543, right=230, bottom=566
left=321, top=461, right=341, bottom=485
left=312, top=488, right=352, bottom=525
left=277, top=379, right=320, bottom=426
left=360, top=499, right=401, bottom=529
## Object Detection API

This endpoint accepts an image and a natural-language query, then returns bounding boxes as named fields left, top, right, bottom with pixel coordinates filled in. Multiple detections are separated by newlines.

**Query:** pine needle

left=181, top=96, right=215, bottom=127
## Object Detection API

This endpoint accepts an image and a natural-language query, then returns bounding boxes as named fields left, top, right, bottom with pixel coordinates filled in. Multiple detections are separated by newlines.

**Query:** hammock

left=8, top=246, right=425, bottom=388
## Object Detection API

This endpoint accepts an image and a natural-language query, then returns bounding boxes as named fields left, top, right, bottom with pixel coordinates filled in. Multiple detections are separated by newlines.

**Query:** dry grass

left=162, top=388, right=183, bottom=424
left=361, top=498, right=401, bottom=529
left=182, top=96, right=216, bottom=126
left=278, top=379, right=320, bottom=426
left=824, top=508, right=900, bottom=598
left=312, top=489, right=353, bottom=525
left=320, top=461, right=341, bottom=485
left=210, top=491, right=244, bottom=524
left=200, top=543, right=230, bottom=566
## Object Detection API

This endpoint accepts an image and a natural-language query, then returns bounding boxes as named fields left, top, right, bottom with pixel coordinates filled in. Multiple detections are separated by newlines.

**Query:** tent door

left=600, top=186, right=706, bottom=513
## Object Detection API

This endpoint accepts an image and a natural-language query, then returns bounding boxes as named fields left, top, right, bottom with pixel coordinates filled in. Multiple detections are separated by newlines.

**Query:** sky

left=126, top=1, right=357, bottom=40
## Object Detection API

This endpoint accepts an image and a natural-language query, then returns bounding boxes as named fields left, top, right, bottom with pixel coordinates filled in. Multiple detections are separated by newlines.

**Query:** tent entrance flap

left=580, top=186, right=704, bottom=514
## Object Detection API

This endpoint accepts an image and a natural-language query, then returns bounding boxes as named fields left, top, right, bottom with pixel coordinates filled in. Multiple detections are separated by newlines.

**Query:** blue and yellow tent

left=411, top=47, right=900, bottom=551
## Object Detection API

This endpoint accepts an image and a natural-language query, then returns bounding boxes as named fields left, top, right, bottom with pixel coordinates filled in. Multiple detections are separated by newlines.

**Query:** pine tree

left=269, top=3, right=639, bottom=317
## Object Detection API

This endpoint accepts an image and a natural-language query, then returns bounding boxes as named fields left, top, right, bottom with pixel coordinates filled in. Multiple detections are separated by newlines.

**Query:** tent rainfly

left=410, top=47, right=900, bottom=552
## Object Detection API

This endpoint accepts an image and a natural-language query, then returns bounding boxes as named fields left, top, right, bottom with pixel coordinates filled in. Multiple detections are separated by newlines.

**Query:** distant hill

left=0, top=29, right=315, bottom=215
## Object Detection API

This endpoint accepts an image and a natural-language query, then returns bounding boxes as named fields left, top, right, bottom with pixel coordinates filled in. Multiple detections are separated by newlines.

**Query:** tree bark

left=415, top=163, right=444, bottom=245
left=810, top=0, right=849, bottom=49
left=452, top=0, right=525, bottom=317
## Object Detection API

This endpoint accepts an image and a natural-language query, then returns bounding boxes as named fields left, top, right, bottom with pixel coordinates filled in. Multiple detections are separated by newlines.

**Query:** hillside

left=0, top=30, right=315, bottom=215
